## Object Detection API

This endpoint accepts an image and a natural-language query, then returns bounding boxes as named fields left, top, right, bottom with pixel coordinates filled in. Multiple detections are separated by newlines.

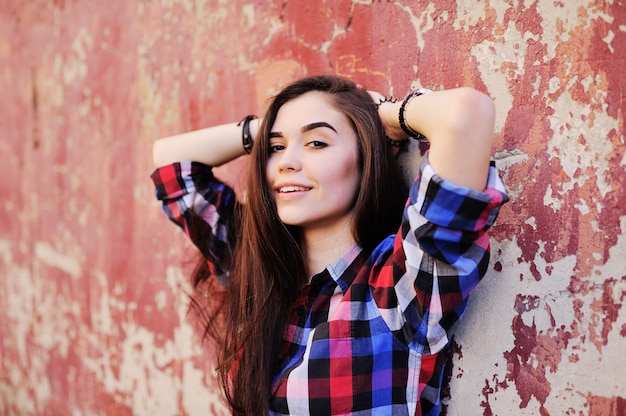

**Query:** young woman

left=151, top=75, right=508, bottom=415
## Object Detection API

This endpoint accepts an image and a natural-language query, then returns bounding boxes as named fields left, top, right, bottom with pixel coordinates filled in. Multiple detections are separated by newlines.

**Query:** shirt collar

left=324, top=243, right=363, bottom=293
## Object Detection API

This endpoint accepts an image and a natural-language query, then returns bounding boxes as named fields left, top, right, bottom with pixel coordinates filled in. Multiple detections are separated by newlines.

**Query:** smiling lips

left=277, top=185, right=311, bottom=193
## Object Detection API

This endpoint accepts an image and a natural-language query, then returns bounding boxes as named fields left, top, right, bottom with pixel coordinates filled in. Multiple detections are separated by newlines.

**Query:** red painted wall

left=1, top=1, right=624, bottom=415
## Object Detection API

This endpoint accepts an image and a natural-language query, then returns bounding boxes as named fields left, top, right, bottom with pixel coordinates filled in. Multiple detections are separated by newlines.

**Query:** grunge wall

left=1, top=1, right=624, bottom=415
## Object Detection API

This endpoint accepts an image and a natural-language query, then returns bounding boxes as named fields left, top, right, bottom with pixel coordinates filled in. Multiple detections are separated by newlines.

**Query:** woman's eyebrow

left=269, top=122, right=338, bottom=138
left=301, top=122, right=337, bottom=133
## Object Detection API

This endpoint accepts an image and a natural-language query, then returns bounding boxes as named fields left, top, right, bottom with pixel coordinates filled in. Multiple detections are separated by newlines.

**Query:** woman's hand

left=369, top=87, right=495, bottom=190
left=367, top=90, right=407, bottom=142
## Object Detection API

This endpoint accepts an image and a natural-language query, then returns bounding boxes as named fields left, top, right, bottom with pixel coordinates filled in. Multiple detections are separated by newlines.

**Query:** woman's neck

left=302, top=218, right=356, bottom=277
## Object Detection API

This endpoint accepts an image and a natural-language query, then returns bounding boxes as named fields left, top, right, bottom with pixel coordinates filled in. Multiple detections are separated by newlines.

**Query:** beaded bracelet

left=398, top=88, right=432, bottom=142
left=237, top=115, right=257, bottom=154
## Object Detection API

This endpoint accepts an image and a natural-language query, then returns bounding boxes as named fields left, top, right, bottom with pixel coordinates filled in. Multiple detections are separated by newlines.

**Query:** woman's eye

left=269, top=144, right=285, bottom=153
left=307, top=140, right=327, bottom=149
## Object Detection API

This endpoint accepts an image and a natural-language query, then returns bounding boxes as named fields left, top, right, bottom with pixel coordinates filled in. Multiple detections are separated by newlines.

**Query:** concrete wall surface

left=1, top=1, right=624, bottom=415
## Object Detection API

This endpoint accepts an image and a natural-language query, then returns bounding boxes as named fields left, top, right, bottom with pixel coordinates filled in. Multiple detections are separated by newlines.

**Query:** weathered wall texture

left=1, top=1, right=624, bottom=415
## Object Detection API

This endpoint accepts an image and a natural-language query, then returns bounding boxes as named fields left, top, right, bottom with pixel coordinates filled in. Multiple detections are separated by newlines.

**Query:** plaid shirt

left=151, top=155, right=508, bottom=415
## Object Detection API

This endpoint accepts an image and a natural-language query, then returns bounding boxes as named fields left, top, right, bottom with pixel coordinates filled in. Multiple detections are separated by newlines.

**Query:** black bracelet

left=398, top=88, right=432, bottom=142
left=375, top=95, right=397, bottom=109
left=237, top=115, right=257, bottom=154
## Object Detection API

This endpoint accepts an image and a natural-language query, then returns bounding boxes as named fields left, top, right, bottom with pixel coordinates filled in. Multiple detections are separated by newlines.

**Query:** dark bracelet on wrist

left=398, top=88, right=432, bottom=142
left=375, top=95, right=397, bottom=109
left=237, top=115, right=257, bottom=154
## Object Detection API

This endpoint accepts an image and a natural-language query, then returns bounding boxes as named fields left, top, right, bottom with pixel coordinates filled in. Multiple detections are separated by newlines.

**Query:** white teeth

left=279, top=186, right=309, bottom=193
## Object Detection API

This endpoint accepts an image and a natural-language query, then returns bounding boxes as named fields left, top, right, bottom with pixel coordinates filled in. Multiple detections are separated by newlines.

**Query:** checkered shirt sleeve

left=394, top=157, right=509, bottom=354
left=150, top=162, right=236, bottom=275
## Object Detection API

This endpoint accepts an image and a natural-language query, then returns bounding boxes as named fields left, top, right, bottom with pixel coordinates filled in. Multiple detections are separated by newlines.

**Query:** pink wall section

left=1, top=1, right=624, bottom=415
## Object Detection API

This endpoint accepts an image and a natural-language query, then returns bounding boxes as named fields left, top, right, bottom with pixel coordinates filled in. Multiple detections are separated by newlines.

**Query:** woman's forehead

left=272, top=92, right=347, bottom=130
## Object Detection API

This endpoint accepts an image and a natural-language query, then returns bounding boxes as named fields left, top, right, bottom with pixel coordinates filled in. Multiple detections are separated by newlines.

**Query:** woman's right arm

left=152, top=118, right=261, bottom=168
left=151, top=118, right=260, bottom=272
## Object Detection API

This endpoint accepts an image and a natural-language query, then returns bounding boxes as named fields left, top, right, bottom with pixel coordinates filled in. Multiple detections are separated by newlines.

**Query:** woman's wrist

left=377, top=100, right=405, bottom=140
left=238, top=115, right=257, bottom=154
left=398, top=89, right=432, bottom=142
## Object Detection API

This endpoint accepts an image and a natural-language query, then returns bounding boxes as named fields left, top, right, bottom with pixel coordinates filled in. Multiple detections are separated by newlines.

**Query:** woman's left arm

left=378, top=87, right=495, bottom=190
left=371, top=87, right=508, bottom=355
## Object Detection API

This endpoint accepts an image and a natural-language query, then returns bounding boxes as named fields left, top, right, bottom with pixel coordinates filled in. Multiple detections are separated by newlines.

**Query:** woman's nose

left=277, top=146, right=302, bottom=172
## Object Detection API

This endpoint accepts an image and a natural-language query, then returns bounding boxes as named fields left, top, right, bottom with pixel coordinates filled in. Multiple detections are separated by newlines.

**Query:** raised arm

left=152, top=118, right=261, bottom=168
left=379, top=87, right=495, bottom=190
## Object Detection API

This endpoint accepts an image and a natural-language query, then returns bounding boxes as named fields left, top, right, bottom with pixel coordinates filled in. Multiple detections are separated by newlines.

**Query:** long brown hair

left=194, top=75, right=408, bottom=415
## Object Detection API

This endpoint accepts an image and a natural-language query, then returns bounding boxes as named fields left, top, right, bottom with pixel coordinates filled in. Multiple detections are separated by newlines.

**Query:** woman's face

left=266, top=91, right=361, bottom=233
